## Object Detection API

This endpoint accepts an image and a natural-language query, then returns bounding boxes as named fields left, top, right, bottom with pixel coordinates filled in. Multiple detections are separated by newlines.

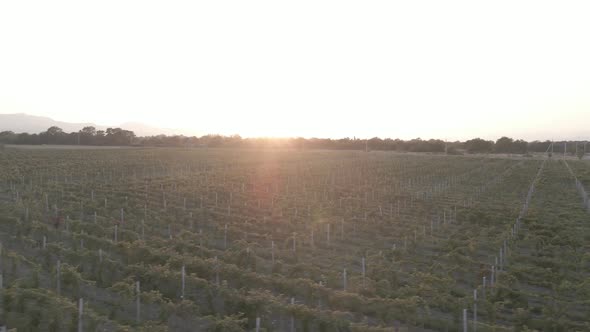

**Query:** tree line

left=0, top=126, right=587, bottom=156
left=0, top=126, right=135, bottom=146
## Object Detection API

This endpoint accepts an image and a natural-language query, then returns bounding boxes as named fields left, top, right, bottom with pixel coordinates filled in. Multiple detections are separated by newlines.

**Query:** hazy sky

left=1, top=1, right=589, bottom=140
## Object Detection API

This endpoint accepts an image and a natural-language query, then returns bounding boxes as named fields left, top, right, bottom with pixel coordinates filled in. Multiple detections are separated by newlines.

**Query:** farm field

left=0, top=148, right=588, bottom=331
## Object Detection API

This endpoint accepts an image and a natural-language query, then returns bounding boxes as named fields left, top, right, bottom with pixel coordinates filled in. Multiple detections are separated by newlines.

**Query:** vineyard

left=0, top=147, right=588, bottom=331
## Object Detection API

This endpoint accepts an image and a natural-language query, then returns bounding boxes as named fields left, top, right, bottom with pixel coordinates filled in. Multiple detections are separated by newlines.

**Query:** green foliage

left=0, top=148, right=588, bottom=331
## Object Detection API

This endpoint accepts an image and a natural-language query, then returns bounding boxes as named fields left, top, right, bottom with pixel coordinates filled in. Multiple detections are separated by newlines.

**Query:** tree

left=42, top=126, right=65, bottom=144
left=528, top=140, right=552, bottom=153
left=95, top=130, right=105, bottom=145
left=577, top=144, right=585, bottom=160
left=82, top=126, right=96, bottom=135
left=79, top=126, right=97, bottom=145
left=105, top=128, right=135, bottom=145
left=464, top=138, right=494, bottom=153
left=512, top=139, right=528, bottom=154
left=494, top=136, right=514, bottom=153
left=409, top=139, right=445, bottom=152
left=46, top=126, right=64, bottom=136
left=368, top=137, right=384, bottom=151
left=0, top=131, right=17, bottom=144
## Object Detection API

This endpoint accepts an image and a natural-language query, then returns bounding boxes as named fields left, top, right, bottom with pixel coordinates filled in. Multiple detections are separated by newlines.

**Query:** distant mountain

left=118, top=121, right=183, bottom=137
left=0, top=113, right=101, bottom=134
left=0, top=113, right=192, bottom=137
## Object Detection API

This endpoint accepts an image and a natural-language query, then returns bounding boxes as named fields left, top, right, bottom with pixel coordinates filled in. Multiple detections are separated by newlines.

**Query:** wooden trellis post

left=491, top=265, right=495, bottom=288
left=181, top=265, right=186, bottom=299
left=462, top=308, right=467, bottom=332
left=290, top=297, right=295, bottom=332
left=271, top=241, right=275, bottom=265
left=136, top=281, right=141, bottom=323
left=56, top=260, right=61, bottom=295
left=78, top=298, right=83, bottom=332
left=361, top=257, right=366, bottom=286
left=473, top=289, right=477, bottom=332
left=224, top=224, right=228, bottom=249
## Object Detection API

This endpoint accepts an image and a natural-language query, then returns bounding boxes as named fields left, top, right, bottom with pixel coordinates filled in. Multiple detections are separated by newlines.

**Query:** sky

left=1, top=1, right=589, bottom=140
